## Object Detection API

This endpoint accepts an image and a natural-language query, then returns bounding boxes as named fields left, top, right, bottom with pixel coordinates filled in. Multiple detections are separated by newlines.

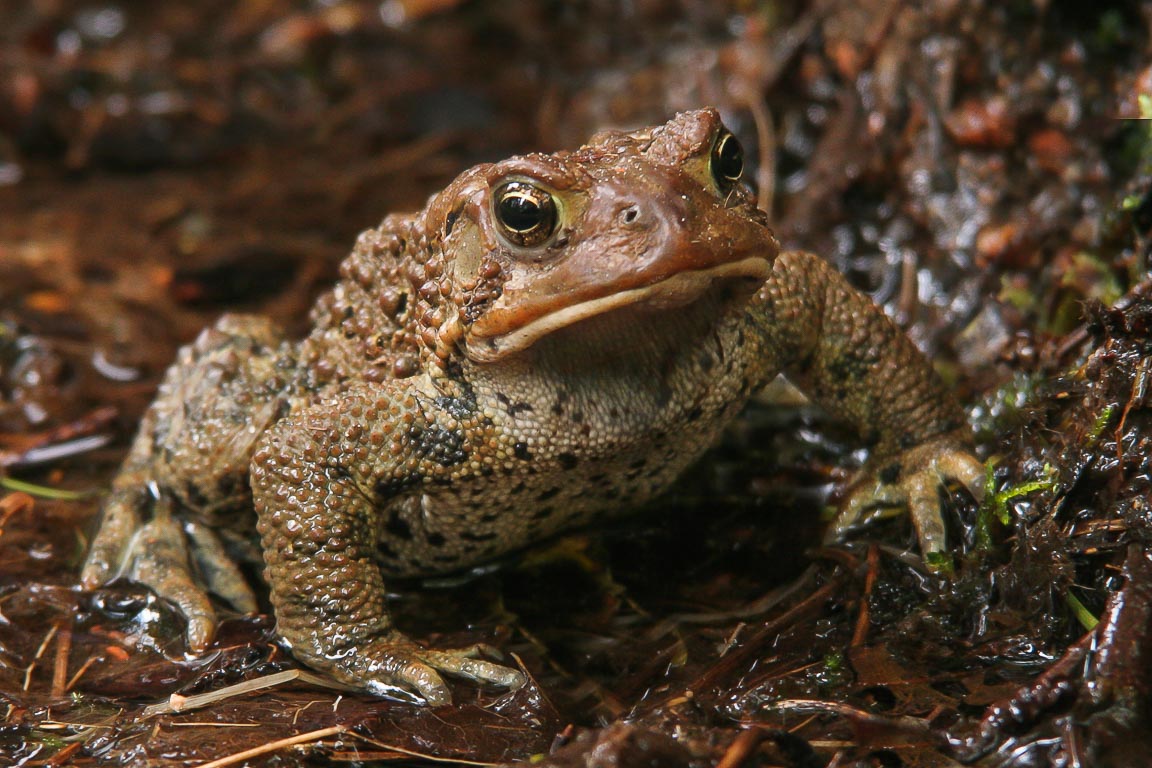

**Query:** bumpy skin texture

left=81, top=109, right=983, bottom=705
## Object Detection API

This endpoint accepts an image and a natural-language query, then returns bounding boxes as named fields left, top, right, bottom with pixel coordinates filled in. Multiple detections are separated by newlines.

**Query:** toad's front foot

left=830, top=429, right=986, bottom=557
left=292, top=632, right=526, bottom=706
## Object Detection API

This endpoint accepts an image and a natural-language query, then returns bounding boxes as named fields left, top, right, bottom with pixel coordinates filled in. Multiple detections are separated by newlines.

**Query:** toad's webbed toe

left=83, top=485, right=257, bottom=651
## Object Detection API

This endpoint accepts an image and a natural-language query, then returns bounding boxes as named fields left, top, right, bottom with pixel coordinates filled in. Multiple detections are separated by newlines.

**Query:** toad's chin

left=464, top=256, right=770, bottom=364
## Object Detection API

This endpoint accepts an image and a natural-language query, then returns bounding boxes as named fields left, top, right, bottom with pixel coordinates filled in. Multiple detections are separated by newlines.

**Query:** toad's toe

left=829, top=430, right=985, bottom=558
left=318, top=634, right=525, bottom=706
left=128, top=513, right=219, bottom=651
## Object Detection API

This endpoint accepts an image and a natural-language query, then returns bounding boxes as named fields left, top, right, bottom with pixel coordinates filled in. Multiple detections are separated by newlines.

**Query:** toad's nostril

left=622, top=205, right=640, bottom=225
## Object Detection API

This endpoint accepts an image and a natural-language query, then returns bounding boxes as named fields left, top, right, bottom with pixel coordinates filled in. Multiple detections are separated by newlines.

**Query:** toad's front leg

left=250, top=383, right=524, bottom=705
left=751, top=250, right=985, bottom=555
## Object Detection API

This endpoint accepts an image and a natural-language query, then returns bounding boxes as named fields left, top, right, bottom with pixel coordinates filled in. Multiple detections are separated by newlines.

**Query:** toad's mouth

left=465, top=256, right=770, bottom=363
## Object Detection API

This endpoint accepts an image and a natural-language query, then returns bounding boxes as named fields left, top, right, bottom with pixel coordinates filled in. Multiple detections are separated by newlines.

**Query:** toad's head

left=420, top=108, right=779, bottom=366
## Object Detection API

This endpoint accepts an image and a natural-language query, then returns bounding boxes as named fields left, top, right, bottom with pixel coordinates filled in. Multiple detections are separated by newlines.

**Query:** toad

left=82, top=108, right=983, bottom=705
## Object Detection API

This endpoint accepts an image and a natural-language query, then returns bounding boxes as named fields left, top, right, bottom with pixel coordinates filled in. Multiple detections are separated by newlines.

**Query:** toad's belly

left=372, top=305, right=772, bottom=577
left=372, top=402, right=741, bottom=578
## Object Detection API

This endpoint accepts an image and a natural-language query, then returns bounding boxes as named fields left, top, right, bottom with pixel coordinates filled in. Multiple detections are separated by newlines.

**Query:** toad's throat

left=466, top=256, right=770, bottom=363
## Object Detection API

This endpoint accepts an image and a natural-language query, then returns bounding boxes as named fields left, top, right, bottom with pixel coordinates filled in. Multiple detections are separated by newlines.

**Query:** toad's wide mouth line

left=466, top=255, right=771, bottom=363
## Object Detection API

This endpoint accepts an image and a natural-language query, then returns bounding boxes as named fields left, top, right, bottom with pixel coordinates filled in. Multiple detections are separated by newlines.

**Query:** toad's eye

left=493, top=181, right=558, bottom=247
left=710, top=130, right=744, bottom=189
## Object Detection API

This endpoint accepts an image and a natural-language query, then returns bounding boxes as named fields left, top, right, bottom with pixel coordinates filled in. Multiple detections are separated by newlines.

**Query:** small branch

left=50, top=623, right=72, bottom=700
left=716, top=727, right=768, bottom=768
left=851, top=544, right=880, bottom=647
left=192, top=725, right=347, bottom=768
left=143, top=669, right=357, bottom=717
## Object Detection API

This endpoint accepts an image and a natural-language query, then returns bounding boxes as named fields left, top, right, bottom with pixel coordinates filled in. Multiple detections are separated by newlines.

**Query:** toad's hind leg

left=82, top=314, right=293, bottom=650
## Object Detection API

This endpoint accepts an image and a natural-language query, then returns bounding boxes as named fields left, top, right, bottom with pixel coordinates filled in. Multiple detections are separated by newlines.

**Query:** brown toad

left=82, top=108, right=983, bottom=705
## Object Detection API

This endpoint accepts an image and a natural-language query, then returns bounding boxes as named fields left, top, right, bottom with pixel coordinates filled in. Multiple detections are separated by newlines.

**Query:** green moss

left=1139, top=93, right=1152, bottom=120
left=997, top=276, right=1037, bottom=314
left=971, top=372, right=1043, bottom=441
left=813, top=650, right=853, bottom=692
left=1088, top=403, right=1117, bottom=443
left=925, top=550, right=955, bottom=575
left=975, top=462, right=1057, bottom=550
left=1093, top=9, right=1128, bottom=50
left=1066, top=251, right=1125, bottom=307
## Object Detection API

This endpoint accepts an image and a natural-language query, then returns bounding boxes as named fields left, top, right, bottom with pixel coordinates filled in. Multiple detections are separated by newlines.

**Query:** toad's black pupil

left=499, top=192, right=544, bottom=232
left=493, top=181, right=558, bottom=247
left=490, top=181, right=557, bottom=245
left=713, top=133, right=744, bottom=184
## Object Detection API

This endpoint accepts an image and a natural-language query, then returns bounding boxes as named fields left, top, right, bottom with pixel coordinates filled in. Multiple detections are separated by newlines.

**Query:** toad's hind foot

left=82, top=490, right=257, bottom=652
left=830, top=430, right=987, bottom=557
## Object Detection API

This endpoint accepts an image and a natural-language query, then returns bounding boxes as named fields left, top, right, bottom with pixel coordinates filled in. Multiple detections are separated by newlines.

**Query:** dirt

left=1, top=1, right=1151, bottom=766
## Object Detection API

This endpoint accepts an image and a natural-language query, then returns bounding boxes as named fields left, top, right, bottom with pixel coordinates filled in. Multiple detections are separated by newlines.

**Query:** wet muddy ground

left=2, top=1, right=1151, bottom=766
